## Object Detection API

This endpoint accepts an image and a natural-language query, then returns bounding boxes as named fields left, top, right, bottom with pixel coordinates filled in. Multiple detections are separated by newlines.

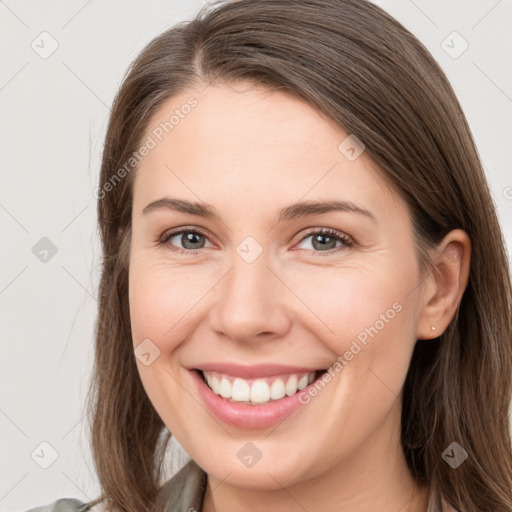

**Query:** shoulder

left=25, top=498, right=90, bottom=512
left=24, top=460, right=206, bottom=512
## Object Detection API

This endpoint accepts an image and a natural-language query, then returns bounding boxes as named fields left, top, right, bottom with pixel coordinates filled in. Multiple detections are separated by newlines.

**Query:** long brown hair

left=84, top=1, right=512, bottom=510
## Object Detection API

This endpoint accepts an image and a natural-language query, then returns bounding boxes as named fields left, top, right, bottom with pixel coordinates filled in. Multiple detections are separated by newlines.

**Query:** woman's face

left=128, top=82, right=428, bottom=490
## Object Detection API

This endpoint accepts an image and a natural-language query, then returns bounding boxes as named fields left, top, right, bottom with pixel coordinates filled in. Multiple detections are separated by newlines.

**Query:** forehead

left=133, top=83, right=404, bottom=221
left=144, top=82, right=348, bottom=164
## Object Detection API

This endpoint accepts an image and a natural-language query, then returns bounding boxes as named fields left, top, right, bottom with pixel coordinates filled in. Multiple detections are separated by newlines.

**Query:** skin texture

left=128, top=82, right=471, bottom=512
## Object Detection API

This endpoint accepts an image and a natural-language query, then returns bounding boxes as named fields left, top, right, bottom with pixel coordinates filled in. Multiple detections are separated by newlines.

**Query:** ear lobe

left=416, top=229, right=471, bottom=340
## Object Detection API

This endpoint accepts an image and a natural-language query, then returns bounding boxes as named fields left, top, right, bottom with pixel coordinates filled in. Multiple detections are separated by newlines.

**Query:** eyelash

left=158, top=227, right=354, bottom=256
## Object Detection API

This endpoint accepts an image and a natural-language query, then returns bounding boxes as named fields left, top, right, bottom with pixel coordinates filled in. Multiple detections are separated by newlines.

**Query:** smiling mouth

left=195, top=369, right=327, bottom=405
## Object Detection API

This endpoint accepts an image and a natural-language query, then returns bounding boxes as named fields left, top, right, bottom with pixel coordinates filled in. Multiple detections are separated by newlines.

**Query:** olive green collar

left=155, top=459, right=207, bottom=512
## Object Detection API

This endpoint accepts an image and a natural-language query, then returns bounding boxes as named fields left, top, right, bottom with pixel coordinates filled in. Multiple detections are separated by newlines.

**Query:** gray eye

left=167, top=231, right=213, bottom=251
left=297, top=233, right=341, bottom=251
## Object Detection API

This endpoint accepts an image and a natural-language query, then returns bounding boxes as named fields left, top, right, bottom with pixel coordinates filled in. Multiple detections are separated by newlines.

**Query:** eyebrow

left=142, top=197, right=377, bottom=224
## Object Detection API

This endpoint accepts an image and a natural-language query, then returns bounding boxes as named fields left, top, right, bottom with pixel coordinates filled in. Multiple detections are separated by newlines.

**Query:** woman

left=26, top=0, right=512, bottom=511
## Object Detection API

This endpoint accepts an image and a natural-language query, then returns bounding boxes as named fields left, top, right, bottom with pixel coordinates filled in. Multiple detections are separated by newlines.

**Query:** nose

left=208, top=249, right=292, bottom=345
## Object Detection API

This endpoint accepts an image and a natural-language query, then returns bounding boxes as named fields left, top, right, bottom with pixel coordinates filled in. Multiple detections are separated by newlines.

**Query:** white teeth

left=297, top=374, right=309, bottom=390
left=231, top=378, right=250, bottom=401
left=250, top=380, right=270, bottom=403
left=202, top=370, right=318, bottom=404
left=270, top=379, right=286, bottom=400
left=285, top=374, right=298, bottom=396
left=219, top=377, right=231, bottom=398
left=211, top=374, right=220, bottom=393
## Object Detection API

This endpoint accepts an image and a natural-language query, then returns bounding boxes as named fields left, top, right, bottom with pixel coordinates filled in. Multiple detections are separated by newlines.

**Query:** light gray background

left=1, top=1, right=511, bottom=511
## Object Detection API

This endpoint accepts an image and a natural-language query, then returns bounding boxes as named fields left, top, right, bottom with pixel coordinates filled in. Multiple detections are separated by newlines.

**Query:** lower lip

left=189, top=369, right=322, bottom=429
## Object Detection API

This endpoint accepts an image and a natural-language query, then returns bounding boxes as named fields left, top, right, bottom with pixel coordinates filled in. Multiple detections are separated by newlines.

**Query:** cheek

left=285, top=265, right=415, bottom=356
left=128, top=261, right=212, bottom=352
left=128, top=262, right=201, bottom=422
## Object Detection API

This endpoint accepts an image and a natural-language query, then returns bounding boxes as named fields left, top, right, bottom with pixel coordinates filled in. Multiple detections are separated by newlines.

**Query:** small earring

left=431, top=326, right=437, bottom=332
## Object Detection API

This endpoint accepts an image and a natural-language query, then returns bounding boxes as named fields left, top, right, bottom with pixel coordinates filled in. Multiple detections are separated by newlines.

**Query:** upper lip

left=190, top=363, right=325, bottom=379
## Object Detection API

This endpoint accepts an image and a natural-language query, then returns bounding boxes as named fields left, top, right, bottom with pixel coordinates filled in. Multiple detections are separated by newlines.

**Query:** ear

left=416, top=229, right=471, bottom=340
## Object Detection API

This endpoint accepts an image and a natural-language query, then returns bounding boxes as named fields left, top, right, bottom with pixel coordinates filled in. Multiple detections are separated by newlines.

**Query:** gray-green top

left=25, top=459, right=207, bottom=512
